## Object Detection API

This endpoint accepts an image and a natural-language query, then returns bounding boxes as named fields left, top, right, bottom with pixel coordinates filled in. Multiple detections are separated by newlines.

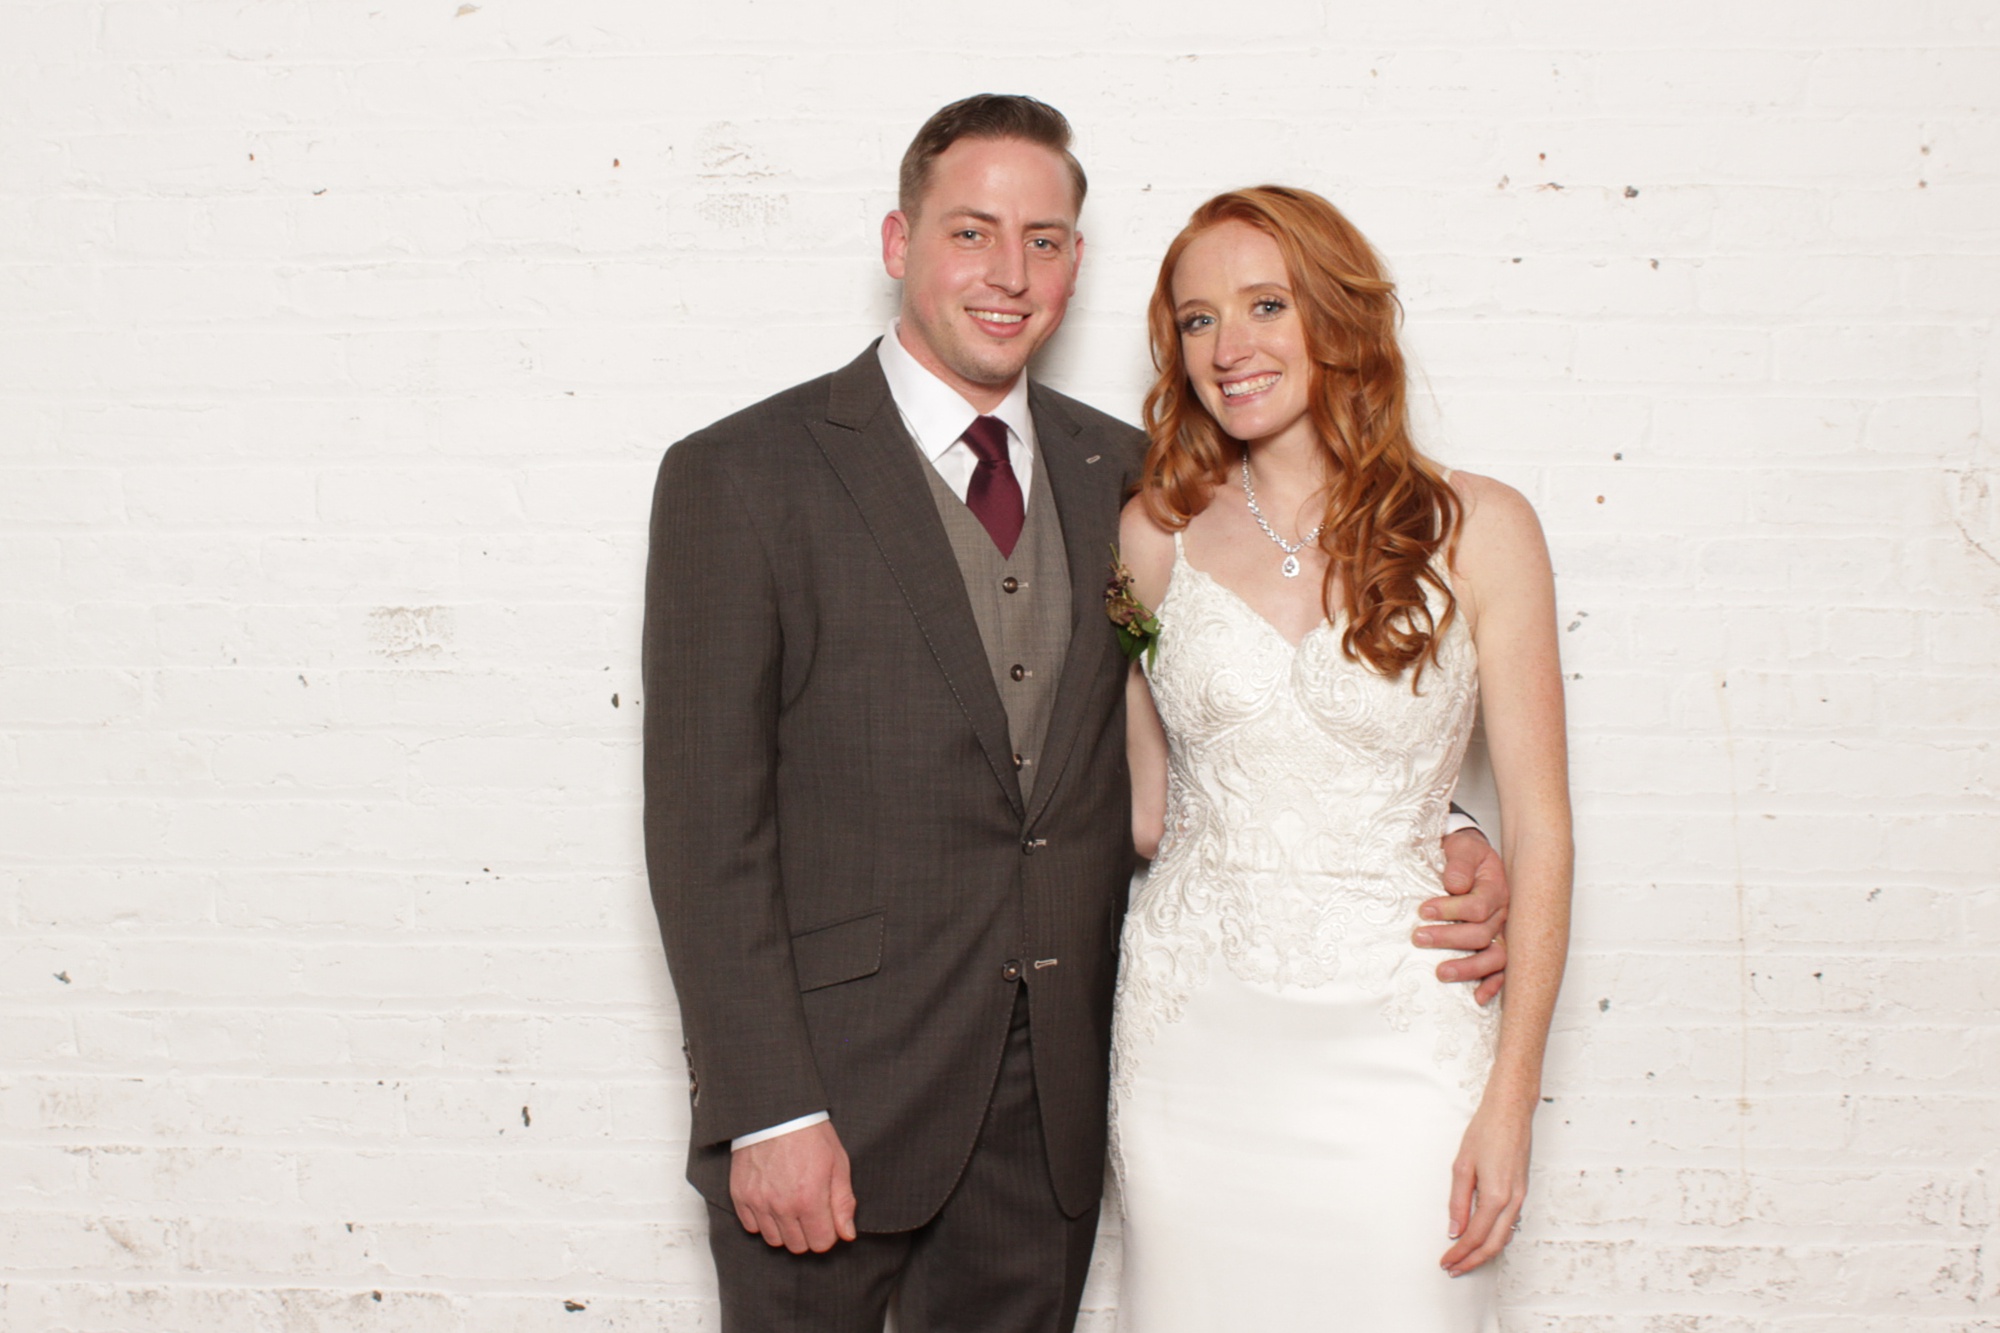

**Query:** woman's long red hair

left=1140, top=186, right=1459, bottom=685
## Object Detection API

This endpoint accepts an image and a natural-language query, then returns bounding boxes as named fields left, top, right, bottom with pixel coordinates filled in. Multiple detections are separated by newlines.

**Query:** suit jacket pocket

left=791, top=910, right=885, bottom=993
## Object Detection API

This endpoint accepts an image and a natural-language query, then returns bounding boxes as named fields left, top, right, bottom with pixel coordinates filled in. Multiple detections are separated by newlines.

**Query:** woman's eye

left=1178, top=313, right=1212, bottom=333
left=1254, top=298, right=1287, bottom=316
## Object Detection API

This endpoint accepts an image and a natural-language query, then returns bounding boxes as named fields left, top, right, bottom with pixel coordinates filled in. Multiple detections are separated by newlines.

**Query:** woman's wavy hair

left=1140, top=185, right=1460, bottom=686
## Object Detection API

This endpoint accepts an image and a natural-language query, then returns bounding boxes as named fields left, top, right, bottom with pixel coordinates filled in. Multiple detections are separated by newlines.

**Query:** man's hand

left=1414, top=828, right=1510, bottom=1005
left=729, top=1120, right=858, bottom=1253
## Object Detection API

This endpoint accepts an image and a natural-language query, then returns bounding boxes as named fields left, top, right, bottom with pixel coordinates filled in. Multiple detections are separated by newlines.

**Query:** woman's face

left=1170, top=221, right=1315, bottom=453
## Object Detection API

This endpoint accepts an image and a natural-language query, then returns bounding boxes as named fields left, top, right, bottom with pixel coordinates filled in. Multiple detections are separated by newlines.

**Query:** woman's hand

left=1439, top=1098, right=1533, bottom=1277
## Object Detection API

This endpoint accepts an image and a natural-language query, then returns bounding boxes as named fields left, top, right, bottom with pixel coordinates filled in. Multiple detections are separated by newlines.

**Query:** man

left=642, top=94, right=1509, bottom=1333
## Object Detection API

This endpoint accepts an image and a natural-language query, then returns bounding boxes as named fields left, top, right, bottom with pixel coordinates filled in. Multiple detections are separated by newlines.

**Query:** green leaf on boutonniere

left=1104, top=545, right=1163, bottom=670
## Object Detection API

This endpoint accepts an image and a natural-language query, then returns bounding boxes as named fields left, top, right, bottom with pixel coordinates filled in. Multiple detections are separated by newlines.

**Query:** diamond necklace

left=1240, top=455, right=1324, bottom=578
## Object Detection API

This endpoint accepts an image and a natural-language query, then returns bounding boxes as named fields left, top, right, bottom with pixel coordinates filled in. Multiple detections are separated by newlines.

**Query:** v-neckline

left=1166, top=538, right=1336, bottom=654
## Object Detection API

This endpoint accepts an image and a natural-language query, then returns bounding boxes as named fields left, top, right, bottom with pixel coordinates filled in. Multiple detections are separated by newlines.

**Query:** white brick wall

left=3, top=3, right=1995, bottom=1328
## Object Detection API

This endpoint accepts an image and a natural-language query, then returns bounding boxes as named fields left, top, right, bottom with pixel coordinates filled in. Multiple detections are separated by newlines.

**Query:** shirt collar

left=877, top=319, right=1035, bottom=462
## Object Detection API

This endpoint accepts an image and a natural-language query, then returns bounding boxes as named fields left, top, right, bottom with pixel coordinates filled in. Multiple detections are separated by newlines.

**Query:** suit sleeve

left=642, top=436, right=827, bottom=1152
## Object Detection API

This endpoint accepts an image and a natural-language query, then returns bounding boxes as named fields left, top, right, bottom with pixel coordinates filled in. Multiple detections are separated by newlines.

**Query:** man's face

left=881, top=136, right=1084, bottom=411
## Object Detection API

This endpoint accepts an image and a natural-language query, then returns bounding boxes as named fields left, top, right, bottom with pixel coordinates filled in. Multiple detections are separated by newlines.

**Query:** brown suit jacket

left=642, top=344, right=1147, bottom=1230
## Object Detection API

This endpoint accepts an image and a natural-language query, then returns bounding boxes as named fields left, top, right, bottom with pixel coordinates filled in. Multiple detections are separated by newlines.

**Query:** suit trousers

left=707, top=986, right=1101, bottom=1333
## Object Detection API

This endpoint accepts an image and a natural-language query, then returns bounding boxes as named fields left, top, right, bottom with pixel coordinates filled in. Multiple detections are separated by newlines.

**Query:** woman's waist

left=1151, top=837, right=1444, bottom=885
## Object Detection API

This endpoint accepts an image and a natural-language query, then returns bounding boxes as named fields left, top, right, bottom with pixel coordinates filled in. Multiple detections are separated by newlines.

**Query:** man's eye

left=957, top=230, right=982, bottom=241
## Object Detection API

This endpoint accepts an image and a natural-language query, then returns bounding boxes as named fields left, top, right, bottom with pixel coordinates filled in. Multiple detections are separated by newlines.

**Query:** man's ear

left=881, top=210, right=911, bottom=280
left=1068, top=230, right=1085, bottom=296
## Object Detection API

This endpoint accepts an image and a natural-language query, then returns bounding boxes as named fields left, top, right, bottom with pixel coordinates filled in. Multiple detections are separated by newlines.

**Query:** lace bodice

left=1112, top=534, right=1497, bottom=1113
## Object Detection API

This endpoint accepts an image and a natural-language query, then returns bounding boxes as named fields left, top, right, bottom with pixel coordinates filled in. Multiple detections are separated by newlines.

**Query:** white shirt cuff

left=1444, top=809, right=1482, bottom=837
left=731, top=1111, right=830, bottom=1152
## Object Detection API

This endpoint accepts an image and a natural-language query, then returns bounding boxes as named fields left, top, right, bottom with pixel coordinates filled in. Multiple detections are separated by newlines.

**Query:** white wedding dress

left=1111, top=533, right=1500, bottom=1331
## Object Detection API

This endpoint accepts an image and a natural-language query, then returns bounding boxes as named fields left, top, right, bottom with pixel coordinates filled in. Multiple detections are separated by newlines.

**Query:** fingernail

left=1415, top=930, right=1434, bottom=945
left=1420, top=904, right=1439, bottom=919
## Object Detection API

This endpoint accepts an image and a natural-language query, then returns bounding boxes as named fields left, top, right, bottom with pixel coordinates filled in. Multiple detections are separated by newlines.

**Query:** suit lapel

left=807, top=346, right=1026, bottom=817
left=1024, top=382, right=1122, bottom=828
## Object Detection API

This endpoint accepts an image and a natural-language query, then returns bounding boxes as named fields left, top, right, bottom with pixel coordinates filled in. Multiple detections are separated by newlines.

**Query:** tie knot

left=962, top=415, right=1010, bottom=466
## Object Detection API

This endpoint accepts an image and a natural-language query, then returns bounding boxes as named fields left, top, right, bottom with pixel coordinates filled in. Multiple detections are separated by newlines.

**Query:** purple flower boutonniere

left=1104, top=547, right=1163, bottom=669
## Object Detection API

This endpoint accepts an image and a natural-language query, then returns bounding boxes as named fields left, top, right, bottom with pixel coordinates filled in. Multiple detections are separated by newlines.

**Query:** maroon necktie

left=962, top=415, right=1024, bottom=558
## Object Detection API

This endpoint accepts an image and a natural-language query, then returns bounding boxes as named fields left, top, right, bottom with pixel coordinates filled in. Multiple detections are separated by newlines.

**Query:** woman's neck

left=1242, top=432, right=1331, bottom=500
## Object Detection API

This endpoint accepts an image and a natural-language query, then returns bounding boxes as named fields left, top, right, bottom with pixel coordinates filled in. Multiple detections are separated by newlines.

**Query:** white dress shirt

left=731, top=325, right=1038, bottom=1154
left=875, top=318, right=1038, bottom=503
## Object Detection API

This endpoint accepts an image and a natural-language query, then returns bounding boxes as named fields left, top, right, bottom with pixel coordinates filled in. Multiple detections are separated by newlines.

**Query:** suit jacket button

left=1009, top=664, right=1026, bottom=681
left=1012, top=752, right=1025, bottom=770
left=1001, top=576, right=1020, bottom=594
left=1001, top=959, right=1023, bottom=981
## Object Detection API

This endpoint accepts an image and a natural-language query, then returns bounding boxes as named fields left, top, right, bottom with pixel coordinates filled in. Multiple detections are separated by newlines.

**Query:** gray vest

left=920, top=450, right=1072, bottom=802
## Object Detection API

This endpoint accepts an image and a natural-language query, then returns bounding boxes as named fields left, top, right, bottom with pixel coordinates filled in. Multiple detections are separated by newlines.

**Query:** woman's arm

left=1438, top=473, right=1574, bottom=1276
left=1119, top=496, right=1177, bottom=859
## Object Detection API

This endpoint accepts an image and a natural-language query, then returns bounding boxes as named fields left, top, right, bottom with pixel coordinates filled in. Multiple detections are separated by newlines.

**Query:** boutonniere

left=1104, top=546, right=1163, bottom=669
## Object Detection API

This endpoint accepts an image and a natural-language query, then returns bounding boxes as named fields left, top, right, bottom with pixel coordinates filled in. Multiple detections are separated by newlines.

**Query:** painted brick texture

left=2, top=2, right=1996, bottom=1329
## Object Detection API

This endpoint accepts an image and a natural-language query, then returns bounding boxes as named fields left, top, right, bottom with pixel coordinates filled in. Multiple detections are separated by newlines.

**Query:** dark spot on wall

left=54, top=971, right=71, bottom=984
left=565, top=1300, right=588, bottom=1312
left=522, top=1105, right=532, bottom=1127
left=1624, top=186, right=1638, bottom=198
left=1598, top=998, right=1610, bottom=1012
left=611, top=693, right=620, bottom=708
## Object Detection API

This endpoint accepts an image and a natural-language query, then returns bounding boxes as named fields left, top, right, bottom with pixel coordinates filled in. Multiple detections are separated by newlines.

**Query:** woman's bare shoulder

left=1443, top=468, right=1552, bottom=602
left=1118, top=493, right=1179, bottom=610
left=1447, top=469, right=1541, bottom=544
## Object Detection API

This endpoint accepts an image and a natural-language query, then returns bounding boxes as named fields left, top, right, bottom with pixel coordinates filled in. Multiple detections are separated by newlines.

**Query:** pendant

left=1281, top=554, right=1301, bottom=578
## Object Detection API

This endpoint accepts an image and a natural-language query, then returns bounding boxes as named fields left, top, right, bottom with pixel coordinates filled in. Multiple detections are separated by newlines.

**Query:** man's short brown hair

left=898, top=94, right=1088, bottom=219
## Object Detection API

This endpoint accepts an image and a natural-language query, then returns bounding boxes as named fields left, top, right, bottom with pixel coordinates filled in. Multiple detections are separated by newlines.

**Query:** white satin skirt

left=1114, top=964, right=1499, bottom=1332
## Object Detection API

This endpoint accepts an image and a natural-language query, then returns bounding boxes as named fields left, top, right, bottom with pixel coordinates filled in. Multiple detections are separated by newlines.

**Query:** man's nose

left=987, top=243, right=1028, bottom=296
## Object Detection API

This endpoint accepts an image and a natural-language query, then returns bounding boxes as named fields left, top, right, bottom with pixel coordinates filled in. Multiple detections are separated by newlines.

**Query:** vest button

left=1001, top=576, right=1020, bottom=593
left=1010, top=664, right=1026, bottom=681
left=1001, top=959, right=1023, bottom=981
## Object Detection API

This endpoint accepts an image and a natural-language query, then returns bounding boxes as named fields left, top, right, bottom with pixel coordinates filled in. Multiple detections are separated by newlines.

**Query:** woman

left=1111, top=186, right=1572, bottom=1330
